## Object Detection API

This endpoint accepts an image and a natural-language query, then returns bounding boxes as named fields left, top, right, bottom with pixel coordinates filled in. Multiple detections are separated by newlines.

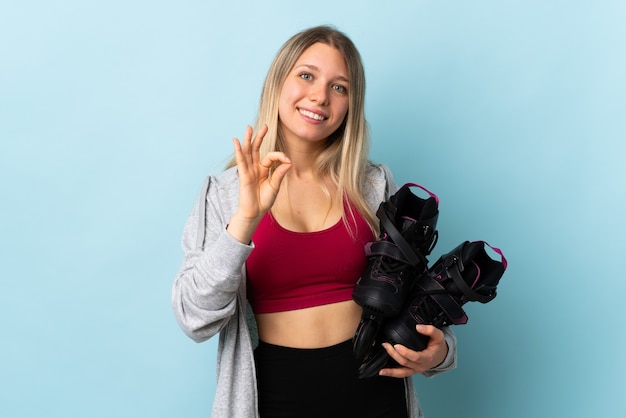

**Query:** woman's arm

left=171, top=125, right=292, bottom=343
left=171, top=176, right=253, bottom=343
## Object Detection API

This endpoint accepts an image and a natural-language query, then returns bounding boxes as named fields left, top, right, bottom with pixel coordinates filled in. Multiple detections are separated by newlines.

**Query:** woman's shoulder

left=363, top=162, right=398, bottom=207
left=365, top=162, right=390, bottom=181
left=364, top=162, right=398, bottom=191
left=200, top=166, right=239, bottom=196
left=195, top=166, right=240, bottom=214
left=211, top=165, right=239, bottom=186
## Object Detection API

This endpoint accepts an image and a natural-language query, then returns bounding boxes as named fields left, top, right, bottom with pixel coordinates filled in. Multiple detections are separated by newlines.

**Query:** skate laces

left=408, top=288, right=448, bottom=326
left=376, top=256, right=408, bottom=279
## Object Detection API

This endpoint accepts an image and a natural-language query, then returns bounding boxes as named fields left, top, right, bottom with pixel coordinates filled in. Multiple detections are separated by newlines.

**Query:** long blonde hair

left=229, top=25, right=377, bottom=234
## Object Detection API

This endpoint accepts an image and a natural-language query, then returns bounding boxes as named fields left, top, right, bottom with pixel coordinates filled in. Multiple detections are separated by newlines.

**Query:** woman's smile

left=297, top=107, right=329, bottom=122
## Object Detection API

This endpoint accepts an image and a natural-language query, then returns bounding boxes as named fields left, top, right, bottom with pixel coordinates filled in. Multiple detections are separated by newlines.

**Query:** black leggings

left=253, top=340, right=408, bottom=418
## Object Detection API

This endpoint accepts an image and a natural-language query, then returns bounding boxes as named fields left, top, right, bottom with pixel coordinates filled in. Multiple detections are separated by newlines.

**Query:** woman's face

left=278, top=42, right=350, bottom=147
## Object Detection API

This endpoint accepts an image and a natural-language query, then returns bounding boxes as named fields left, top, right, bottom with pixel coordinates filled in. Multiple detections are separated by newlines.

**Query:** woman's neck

left=281, top=137, right=327, bottom=177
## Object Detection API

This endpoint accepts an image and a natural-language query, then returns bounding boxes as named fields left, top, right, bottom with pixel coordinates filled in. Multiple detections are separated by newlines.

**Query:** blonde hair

left=229, top=25, right=377, bottom=234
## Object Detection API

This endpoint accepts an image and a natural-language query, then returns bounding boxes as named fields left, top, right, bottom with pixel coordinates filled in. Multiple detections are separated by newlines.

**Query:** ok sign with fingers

left=226, top=124, right=292, bottom=244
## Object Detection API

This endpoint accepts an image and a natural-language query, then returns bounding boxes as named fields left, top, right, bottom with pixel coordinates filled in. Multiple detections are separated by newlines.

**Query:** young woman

left=171, top=25, right=457, bottom=418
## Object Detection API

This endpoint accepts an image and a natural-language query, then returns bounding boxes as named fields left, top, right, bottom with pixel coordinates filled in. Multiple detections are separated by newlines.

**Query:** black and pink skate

left=357, top=240, right=507, bottom=378
left=352, top=183, right=439, bottom=362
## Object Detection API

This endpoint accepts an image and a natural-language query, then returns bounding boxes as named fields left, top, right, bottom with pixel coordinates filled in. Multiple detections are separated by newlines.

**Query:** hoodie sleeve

left=422, top=327, right=457, bottom=377
left=171, top=175, right=253, bottom=343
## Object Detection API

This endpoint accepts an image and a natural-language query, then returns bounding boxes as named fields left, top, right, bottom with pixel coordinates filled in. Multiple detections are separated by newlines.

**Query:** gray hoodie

left=171, top=164, right=457, bottom=417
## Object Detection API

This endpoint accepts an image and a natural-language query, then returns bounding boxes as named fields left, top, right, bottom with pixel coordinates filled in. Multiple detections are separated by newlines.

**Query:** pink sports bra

left=246, top=204, right=375, bottom=314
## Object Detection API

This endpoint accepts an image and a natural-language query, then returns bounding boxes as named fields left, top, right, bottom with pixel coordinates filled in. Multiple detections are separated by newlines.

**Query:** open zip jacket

left=171, top=164, right=457, bottom=417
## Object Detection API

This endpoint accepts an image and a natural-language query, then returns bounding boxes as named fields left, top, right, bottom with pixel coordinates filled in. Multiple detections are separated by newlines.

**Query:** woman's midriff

left=255, top=300, right=363, bottom=348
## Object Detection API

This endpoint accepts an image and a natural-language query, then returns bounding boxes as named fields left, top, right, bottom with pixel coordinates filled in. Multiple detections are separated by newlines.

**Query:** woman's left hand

left=378, top=324, right=448, bottom=378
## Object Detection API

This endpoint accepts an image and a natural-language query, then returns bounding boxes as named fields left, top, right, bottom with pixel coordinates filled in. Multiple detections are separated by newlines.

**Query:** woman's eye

left=300, top=73, right=313, bottom=81
left=333, top=85, right=347, bottom=94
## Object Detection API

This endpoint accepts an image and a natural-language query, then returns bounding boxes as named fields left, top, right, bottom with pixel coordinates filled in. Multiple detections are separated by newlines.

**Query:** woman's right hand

left=226, top=124, right=292, bottom=244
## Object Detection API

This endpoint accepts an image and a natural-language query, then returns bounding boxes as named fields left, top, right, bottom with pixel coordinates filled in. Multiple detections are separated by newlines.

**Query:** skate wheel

left=353, top=318, right=380, bottom=363
left=358, top=347, right=392, bottom=379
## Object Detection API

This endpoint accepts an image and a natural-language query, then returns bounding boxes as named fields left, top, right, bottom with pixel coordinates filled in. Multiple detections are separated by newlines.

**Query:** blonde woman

left=172, top=25, right=457, bottom=418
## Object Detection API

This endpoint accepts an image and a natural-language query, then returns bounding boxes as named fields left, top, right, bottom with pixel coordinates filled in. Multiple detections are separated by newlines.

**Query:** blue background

left=2, top=1, right=625, bottom=417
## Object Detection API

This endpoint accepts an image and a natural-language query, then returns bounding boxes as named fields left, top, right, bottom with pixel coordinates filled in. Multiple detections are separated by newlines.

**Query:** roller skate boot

left=358, top=240, right=507, bottom=378
left=352, top=183, right=439, bottom=362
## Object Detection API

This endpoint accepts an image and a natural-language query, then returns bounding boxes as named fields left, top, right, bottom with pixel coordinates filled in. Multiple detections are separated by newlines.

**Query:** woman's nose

left=309, top=83, right=328, bottom=105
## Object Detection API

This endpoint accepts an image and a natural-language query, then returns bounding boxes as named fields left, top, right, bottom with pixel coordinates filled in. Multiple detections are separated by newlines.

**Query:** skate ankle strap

left=444, top=241, right=506, bottom=304
left=377, top=207, right=429, bottom=267
left=375, top=183, right=439, bottom=267
left=366, top=240, right=412, bottom=263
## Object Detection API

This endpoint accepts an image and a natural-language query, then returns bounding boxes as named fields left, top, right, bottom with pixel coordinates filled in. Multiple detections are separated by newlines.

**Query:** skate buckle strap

left=444, top=241, right=506, bottom=304
left=365, top=240, right=414, bottom=264
left=376, top=183, right=439, bottom=268
left=377, top=206, right=428, bottom=267
left=445, top=261, right=492, bottom=304
left=418, top=271, right=469, bottom=325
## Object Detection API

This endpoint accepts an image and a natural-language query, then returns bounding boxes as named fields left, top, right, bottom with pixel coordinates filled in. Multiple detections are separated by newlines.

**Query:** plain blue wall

left=2, top=1, right=625, bottom=417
